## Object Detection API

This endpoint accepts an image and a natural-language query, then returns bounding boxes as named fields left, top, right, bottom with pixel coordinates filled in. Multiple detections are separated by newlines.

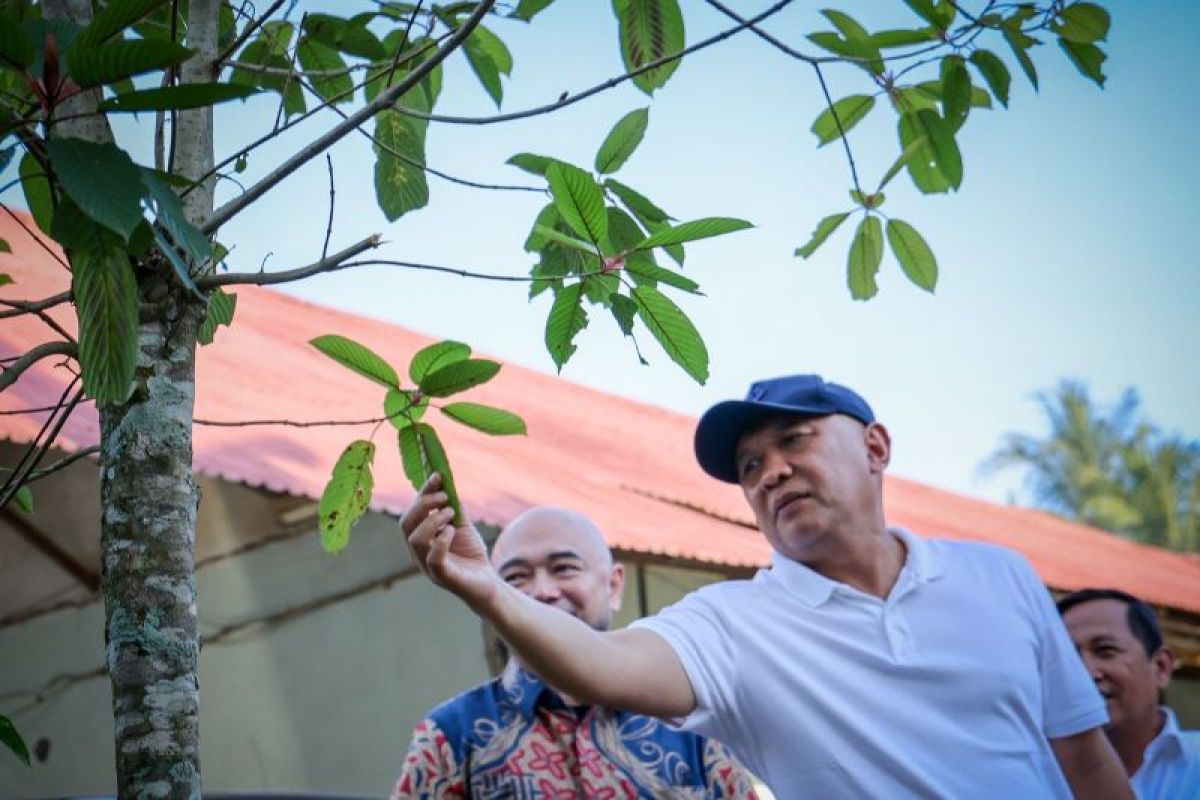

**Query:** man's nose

left=760, top=447, right=794, bottom=489
left=1080, top=653, right=1104, bottom=682
left=528, top=570, right=562, bottom=603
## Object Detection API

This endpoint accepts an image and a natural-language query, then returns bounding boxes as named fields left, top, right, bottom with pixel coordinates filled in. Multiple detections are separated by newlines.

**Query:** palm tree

left=982, top=381, right=1200, bottom=553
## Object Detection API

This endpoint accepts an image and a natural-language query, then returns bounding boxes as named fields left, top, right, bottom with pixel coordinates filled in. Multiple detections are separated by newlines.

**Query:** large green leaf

left=633, top=285, right=707, bottom=383
left=1055, top=3, right=1110, bottom=43
left=594, top=107, right=650, bottom=174
left=0, top=15, right=34, bottom=68
left=795, top=212, right=850, bottom=259
left=811, top=95, right=875, bottom=146
left=69, top=38, right=192, bottom=87
left=847, top=215, right=883, bottom=300
left=1059, top=39, right=1106, bottom=87
left=398, top=424, right=427, bottom=490
left=0, top=713, right=29, bottom=767
left=545, top=282, right=587, bottom=371
left=545, top=162, right=607, bottom=247
left=419, top=359, right=501, bottom=397
left=310, top=334, right=400, bottom=389
left=441, top=402, right=527, bottom=436
left=78, top=0, right=167, bottom=48
left=970, top=50, right=1011, bottom=108
left=73, top=241, right=139, bottom=405
left=613, top=0, right=684, bottom=94
left=604, top=177, right=669, bottom=224
left=139, top=169, right=213, bottom=265
left=18, top=152, right=53, bottom=234
left=898, top=111, right=961, bottom=192
left=99, top=82, right=259, bottom=112
left=409, top=340, right=471, bottom=383
left=624, top=261, right=700, bottom=294
left=318, top=440, right=375, bottom=554
left=886, top=219, right=937, bottom=292
left=631, top=217, right=752, bottom=250
left=197, top=288, right=236, bottom=346
left=512, top=0, right=556, bottom=21
left=47, top=138, right=144, bottom=242
left=398, top=423, right=464, bottom=523
left=533, top=225, right=597, bottom=256
left=940, top=56, right=972, bottom=132
left=462, top=25, right=511, bottom=106
left=298, top=39, right=353, bottom=104
left=1002, top=24, right=1040, bottom=89
left=373, top=109, right=429, bottom=221
left=506, top=152, right=557, bottom=176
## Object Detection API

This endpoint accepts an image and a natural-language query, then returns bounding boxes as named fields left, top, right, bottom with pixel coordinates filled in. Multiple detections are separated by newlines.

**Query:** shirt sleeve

left=1013, top=555, right=1109, bottom=739
left=701, top=737, right=762, bottom=799
left=390, top=719, right=467, bottom=800
left=630, top=584, right=741, bottom=741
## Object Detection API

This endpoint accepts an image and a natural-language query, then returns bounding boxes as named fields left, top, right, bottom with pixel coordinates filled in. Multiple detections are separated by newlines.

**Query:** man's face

left=491, top=509, right=624, bottom=631
left=734, top=414, right=889, bottom=564
left=1062, top=599, right=1173, bottom=736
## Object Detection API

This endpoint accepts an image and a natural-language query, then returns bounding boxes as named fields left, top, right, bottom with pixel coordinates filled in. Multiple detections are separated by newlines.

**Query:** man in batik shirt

left=391, top=506, right=757, bottom=799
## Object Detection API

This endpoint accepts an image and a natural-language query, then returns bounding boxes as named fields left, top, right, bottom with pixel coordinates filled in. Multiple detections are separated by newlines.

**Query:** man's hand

left=400, top=473, right=499, bottom=611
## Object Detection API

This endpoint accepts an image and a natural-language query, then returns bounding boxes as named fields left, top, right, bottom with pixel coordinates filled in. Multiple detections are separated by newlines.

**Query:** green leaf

left=139, top=169, right=213, bottom=266
left=18, top=152, right=53, bottom=234
left=604, top=206, right=651, bottom=258
left=877, top=137, right=926, bottom=191
left=73, top=241, right=139, bottom=405
left=970, top=50, right=1011, bottom=107
left=807, top=30, right=883, bottom=74
left=298, top=39, right=353, bottom=104
left=416, top=424, right=464, bottom=524
left=610, top=294, right=638, bottom=336
left=77, top=0, right=167, bottom=48
left=886, top=219, right=938, bottom=292
left=149, top=224, right=204, bottom=302
left=624, top=261, right=700, bottom=294
left=811, top=94, right=875, bottom=146
left=613, top=0, right=685, bottom=94
left=336, top=21, right=387, bottom=60
left=419, top=359, right=501, bottom=397
left=545, top=162, right=607, bottom=246
left=940, top=55, right=972, bottom=131
left=581, top=272, right=620, bottom=305
left=0, top=240, right=9, bottom=254
left=47, top=138, right=144, bottom=242
left=849, top=190, right=884, bottom=208
left=632, top=285, right=708, bottom=384
left=631, top=217, right=752, bottom=250
left=545, top=282, right=587, bottom=371
left=0, top=15, right=34, bottom=68
left=318, top=440, right=375, bottom=554
left=441, top=402, right=527, bottom=436
left=533, top=225, right=598, bottom=256
left=98, top=82, right=259, bottom=112
left=197, top=288, right=236, bottom=346
left=595, top=107, right=650, bottom=174
left=397, top=424, right=427, bottom=489
left=904, top=110, right=962, bottom=190
left=68, top=38, right=192, bottom=87
left=462, top=25, right=511, bottom=106
left=604, top=177, right=669, bottom=224
left=512, top=0, right=556, bottom=21
left=373, top=109, right=429, bottom=221
left=384, top=388, right=425, bottom=430
left=871, top=27, right=937, bottom=48
left=847, top=215, right=883, bottom=300
left=506, top=152, right=557, bottom=176
left=409, top=340, right=471, bottom=383
left=1059, top=38, right=1106, bottom=87
left=1002, top=25, right=1040, bottom=89
left=310, top=334, right=400, bottom=389
left=795, top=212, right=850, bottom=259
left=0, top=713, right=30, bottom=767
left=1055, top=3, right=1110, bottom=43
left=821, top=9, right=870, bottom=42
left=13, top=485, right=33, bottom=513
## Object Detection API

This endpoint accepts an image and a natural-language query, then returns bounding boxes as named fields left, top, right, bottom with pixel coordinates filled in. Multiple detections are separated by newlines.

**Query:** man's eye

left=739, top=458, right=760, bottom=479
left=503, top=574, right=528, bottom=586
left=552, top=564, right=581, bottom=576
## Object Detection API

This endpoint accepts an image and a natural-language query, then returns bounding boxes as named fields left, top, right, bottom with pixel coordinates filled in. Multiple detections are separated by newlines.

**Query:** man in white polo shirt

left=401, top=374, right=1133, bottom=798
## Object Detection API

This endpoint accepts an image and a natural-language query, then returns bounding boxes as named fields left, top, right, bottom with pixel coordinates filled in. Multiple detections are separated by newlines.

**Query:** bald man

left=390, top=507, right=758, bottom=799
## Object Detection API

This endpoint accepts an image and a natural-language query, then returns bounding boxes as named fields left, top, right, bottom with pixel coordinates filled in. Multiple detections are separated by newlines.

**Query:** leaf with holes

left=613, top=0, right=684, bottom=94
left=595, top=107, right=650, bottom=174
left=886, top=219, right=937, bottom=292
left=442, top=402, right=527, bottom=436
left=631, top=217, right=752, bottom=251
left=310, top=334, right=400, bottom=389
left=812, top=95, right=875, bottom=146
left=197, top=289, right=236, bottom=346
left=69, top=38, right=192, bottom=87
left=795, top=212, right=850, bottom=259
left=545, top=282, right=587, bottom=371
left=847, top=215, right=883, bottom=300
left=633, top=285, right=707, bottom=383
left=410, top=340, right=471, bottom=384
left=419, top=359, right=501, bottom=397
left=47, top=138, right=144, bottom=242
left=545, top=162, right=607, bottom=246
left=318, top=440, right=375, bottom=554
left=73, top=242, right=139, bottom=405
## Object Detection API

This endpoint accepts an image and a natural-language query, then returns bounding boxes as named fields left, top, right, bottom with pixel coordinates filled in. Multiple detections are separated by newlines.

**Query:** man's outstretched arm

left=401, top=474, right=696, bottom=719
left=1050, top=728, right=1134, bottom=800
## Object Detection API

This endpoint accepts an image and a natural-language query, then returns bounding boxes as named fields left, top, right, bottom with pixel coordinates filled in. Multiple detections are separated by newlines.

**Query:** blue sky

left=18, top=1, right=1200, bottom=504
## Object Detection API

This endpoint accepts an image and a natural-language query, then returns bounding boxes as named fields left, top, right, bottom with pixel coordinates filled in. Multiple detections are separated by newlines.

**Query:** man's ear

left=1151, top=646, right=1175, bottom=692
left=609, top=562, right=626, bottom=613
left=865, top=422, right=891, bottom=473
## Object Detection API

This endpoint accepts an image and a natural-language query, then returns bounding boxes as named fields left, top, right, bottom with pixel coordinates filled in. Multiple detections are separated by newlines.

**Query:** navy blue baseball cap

left=694, top=374, right=875, bottom=483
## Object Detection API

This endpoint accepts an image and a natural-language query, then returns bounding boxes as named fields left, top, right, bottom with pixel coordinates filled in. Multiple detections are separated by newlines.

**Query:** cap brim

left=694, top=400, right=829, bottom=483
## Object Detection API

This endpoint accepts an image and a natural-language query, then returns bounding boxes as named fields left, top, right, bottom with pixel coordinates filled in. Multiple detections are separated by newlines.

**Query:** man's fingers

left=427, top=521, right=456, bottom=578
left=399, top=488, right=450, bottom=535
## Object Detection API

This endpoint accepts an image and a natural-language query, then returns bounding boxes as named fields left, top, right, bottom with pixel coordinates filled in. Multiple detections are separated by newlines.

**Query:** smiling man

left=1059, top=588, right=1200, bottom=798
left=401, top=374, right=1134, bottom=798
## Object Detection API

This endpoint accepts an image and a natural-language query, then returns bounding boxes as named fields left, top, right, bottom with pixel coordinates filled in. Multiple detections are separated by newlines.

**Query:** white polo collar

left=768, top=527, right=946, bottom=607
left=1147, top=706, right=1187, bottom=761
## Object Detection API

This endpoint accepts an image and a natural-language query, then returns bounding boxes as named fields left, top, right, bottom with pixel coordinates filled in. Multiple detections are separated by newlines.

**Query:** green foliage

left=812, top=95, right=876, bottom=146
left=399, top=423, right=464, bottom=524
left=18, top=152, right=53, bottom=234
left=795, top=212, right=850, bottom=259
left=409, top=340, right=471, bottom=383
left=77, top=0, right=169, bottom=49
left=373, top=108, right=430, bottom=221
left=310, top=334, right=400, bottom=389
left=99, top=83, right=260, bottom=112
left=885, top=219, right=937, bottom=292
left=13, top=485, right=33, bottom=513
left=46, top=138, right=144, bottom=242
left=418, top=359, right=501, bottom=397
left=0, top=714, right=29, bottom=767
left=970, top=50, right=1011, bottom=107
left=1055, top=3, right=1110, bottom=43
left=72, top=237, right=139, bottom=406
left=461, top=25, right=512, bottom=106
left=1059, top=38, right=1106, bottom=87
left=847, top=215, right=883, bottom=300
left=197, top=289, right=237, bottom=346
left=297, top=39, right=353, bottom=103
left=68, top=38, right=192, bottom=87
left=506, top=152, right=557, bottom=176
left=613, top=0, right=684, bottom=94
left=545, top=281, right=587, bottom=371
left=940, top=55, right=972, bottom=131
left=632, top=285, right=707, bottom=383
left=546, top=162, right=608, bottom=247
left=631, top=217, right=752, bottom=250
left=441, top=402, right=527, bottom=435
left=594, top=108, right=649, bottom=174
left=318, top=440, right=375, bottom=553
left=512, top=0, right=557, bottom=22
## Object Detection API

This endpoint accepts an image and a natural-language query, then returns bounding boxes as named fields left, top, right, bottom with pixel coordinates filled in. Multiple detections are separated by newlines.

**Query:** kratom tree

left=0, top=0, right=1111, bottom=792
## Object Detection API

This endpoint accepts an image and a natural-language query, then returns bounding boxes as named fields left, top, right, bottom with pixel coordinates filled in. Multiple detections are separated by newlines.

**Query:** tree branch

left=202, top=0, right=497, bottom=235
left=0, top=341, right=77, bottom=393
left=196, top=235, right=382, bottom=289
left=0, top=291, right=73, bottom=319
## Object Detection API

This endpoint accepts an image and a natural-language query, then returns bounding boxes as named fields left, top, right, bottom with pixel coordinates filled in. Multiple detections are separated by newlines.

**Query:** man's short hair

left=1057, top=587, right=1164, bottom=657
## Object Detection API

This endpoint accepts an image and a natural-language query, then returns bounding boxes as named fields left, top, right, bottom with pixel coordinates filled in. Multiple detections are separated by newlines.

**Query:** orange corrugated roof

left=3, top=212, right=1199, bottom=613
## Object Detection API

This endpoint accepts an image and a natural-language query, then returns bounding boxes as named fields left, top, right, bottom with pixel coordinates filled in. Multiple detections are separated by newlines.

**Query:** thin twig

left=0, top=397, right=94, bottom=415
left=321, top=154, right=334, bottom=260
left=0, top=291, right=73, bottom=319
left=0, top=203, right=70, bottom=270
left=196, top=235, right=382, bottom=288
left=215, top=0, right=289, bottom=69
left=202, top=1, right=497, bottom=235
left=5, top=445, right=100, bottom=482
left=0, top=341, right=77, bottom=393
left=0, top=385, right=85, bottom=513
left=196, top=415, right=392, bottom=428
left=811, top=62, right=863, bottom=195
